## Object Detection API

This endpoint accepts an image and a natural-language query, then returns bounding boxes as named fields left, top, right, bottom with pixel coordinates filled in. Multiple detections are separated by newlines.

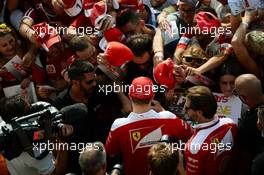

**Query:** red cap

left=83, top=1, right=112, bottom=28
left=63, top=0, right=82, bottom=16
left=104, top=41, right=134, bottom=66
left=129, top=77, right=154, bottom=100
left=99, top=27, right=126, bottom=50
left=32, top=22, right=61, bottom=52
left=195, top=12, right=221, bottom=32
left=83, top=0, right=119, bottom=10
left=153, top=58, right=176, bottom=89
left=119, top=0, right=144, bottom=10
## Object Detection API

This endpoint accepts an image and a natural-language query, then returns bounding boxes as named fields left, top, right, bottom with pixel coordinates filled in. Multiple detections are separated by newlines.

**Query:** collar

left=192, top=116, right=219, bottom=130
left=128, top=109, right=158, bottom=120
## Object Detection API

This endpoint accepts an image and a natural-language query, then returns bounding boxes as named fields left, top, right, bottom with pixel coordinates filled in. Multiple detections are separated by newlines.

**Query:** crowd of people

left=0, top=0, right=264, bottom=174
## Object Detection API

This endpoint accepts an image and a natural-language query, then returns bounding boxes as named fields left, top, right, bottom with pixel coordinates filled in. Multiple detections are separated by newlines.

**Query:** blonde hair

left=182, top=44, right=208, bottom=60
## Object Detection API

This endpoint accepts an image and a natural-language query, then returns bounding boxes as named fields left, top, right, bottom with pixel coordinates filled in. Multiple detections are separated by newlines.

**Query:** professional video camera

left=0, top=102, right=87, bottom=161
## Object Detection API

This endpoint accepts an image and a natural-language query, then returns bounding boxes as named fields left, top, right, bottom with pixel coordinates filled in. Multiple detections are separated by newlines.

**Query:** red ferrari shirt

left=185, top=117, right=237, bottom=175
left=105, top=109, right=192, bottom=175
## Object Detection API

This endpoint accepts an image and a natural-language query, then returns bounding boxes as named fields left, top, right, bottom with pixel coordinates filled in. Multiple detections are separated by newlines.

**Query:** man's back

left=105, top=109, right=192, bottom=175
left=185, top=117, right=237, bottom=175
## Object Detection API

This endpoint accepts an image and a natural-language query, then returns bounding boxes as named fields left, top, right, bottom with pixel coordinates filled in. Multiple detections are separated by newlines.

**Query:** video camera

left=0, top=102, right=87, bottom=161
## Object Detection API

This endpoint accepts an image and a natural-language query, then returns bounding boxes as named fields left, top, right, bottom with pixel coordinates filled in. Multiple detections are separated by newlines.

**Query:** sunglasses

left=183, top=56, right=207, bottom=65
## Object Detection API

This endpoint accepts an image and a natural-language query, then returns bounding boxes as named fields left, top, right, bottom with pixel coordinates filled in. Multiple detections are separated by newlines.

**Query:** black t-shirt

left=238, top=105, right=264, bottom=161
left=52, top=86, right=124, bottom=174
left=122, top=59, right=154, bottom=87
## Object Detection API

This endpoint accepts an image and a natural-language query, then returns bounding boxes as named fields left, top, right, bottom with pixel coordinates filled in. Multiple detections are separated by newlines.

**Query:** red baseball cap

left=104, top=41, right=134, bottom=66
left=153, top=58, right=176, bottom=89
left=83, top=0, right=119, bottom=11
left=63, top=0, right=83, bottom=16
left=99, top=27, right=126, bottom=50
left=119, top=0, right=144, bottom=10
left=83, top=1, right=112, bottom=28
left=195, top=12, right=221, bottom=32
left=129, top=76, right=154, bottom=100
left=32, top=22, right=61, bottom=52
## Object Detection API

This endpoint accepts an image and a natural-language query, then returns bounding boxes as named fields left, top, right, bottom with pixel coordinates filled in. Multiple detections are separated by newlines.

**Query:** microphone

left=60, top=103, right=88, bottom=124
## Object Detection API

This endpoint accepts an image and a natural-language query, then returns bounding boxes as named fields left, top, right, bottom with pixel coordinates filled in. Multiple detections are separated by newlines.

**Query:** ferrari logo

left=132, top=131, right=141, bottom=142
left=212, top=138, right=220, bottom=144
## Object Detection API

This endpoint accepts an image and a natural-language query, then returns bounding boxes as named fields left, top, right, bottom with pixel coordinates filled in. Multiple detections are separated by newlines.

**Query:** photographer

left=0, top=95, right=73, bottom=175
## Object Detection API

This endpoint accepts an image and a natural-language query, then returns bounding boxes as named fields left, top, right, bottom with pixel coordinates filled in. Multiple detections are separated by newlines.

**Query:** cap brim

left=64, top=0, right=82, bottom=17
left=44, top=35, right=61, bottom=51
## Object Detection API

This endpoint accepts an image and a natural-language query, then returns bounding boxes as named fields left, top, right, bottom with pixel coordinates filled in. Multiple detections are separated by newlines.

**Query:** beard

left=80, top=83, right=96, bottom=98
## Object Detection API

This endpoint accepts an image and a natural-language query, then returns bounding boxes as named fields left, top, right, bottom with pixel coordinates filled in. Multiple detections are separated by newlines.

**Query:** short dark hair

left=116, top=10, right=140, bottom=28
left=68, top=60, right=95, bottom=81
left=187, top=86, right=217, bottom=119
left=148, top=143, right=179, bottom=175
left=69, top=35, right=91, bottom=53
left=126, top=34, right=153, bottom=57
left=0, top=95, right=28, bottom=123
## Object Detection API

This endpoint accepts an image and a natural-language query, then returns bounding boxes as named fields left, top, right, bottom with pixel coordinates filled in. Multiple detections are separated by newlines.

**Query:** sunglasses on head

left=183, top=56, right=207, bottom=65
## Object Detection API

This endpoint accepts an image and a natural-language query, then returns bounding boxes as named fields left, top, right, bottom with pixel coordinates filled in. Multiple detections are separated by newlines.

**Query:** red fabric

left=153, top=58, right=176, bottom=89
left=70, top=13, right=92, bottom=28
left=104, top=27, right=125, bottom=42
left=185, top=117, right=237, bottom=175
left=105, top=110, right=192, bottom=175
left=23, top=1, right=75, bottom=26
left=195, top=12, right=221, bottom=32
left=129, top=76, right=154, bottom=99
left=32, top=48, right=73, bottom=85
left=105, top=41, right=134, bottom=67
left=32, top=22, right=61, bottom=51
left=119, top=0, right=144, bottom=10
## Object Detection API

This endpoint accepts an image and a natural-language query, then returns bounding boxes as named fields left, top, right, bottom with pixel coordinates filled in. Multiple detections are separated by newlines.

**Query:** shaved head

left=235, top=74, right=262, bottom=99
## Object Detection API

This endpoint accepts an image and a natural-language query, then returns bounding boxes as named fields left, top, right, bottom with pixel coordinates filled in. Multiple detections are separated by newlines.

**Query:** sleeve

left=25, top=152, right=55, bottom=175
left=176, top=33, right=192, bottom=49
left=23, top=8, right=36, bottom=22
left=227, top=0, right=244, bottom=16
left=185, top=149, right=205, bottom=175
left=171, top=118, right=193, bottom=142
left=105, top=128, right=121, bottom=157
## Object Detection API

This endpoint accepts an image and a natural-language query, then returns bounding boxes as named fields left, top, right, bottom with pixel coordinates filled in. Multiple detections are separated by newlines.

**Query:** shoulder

left=110, top=117, right=132, bottom=131
left=158, top=111, right=177, bottom=119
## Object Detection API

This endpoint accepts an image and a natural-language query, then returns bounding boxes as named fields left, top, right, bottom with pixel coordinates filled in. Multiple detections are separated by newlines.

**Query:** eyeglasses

left=183, top=56, right=207, bottom=65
